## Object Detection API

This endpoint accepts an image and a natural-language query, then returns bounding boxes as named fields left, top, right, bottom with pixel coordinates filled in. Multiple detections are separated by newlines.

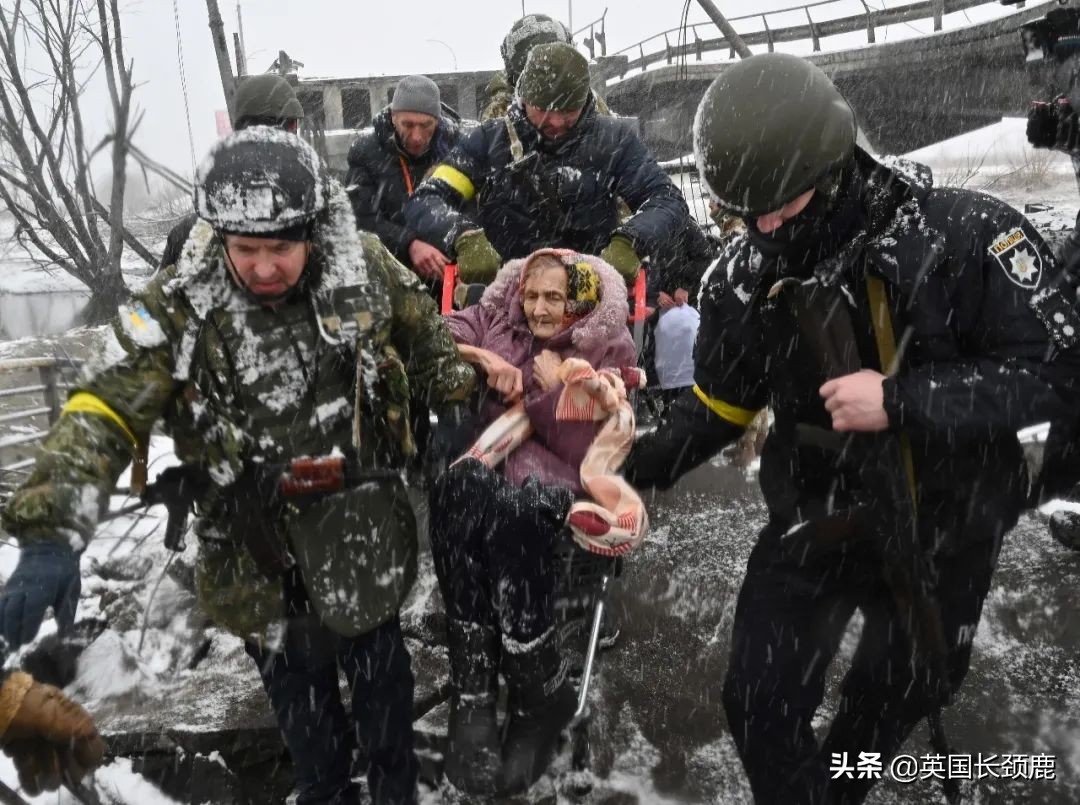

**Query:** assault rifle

left=777, top=276, right=960, bottom=804
left=118, top=455, right=399, bottom=566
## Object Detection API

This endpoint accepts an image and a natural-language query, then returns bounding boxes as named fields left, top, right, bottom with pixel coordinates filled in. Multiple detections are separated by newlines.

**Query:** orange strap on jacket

left=399, top=155, right=415, bottom=197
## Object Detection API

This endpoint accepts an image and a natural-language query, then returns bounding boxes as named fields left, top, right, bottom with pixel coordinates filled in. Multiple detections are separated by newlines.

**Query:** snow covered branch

left=0, top=0, right=153, bottom=322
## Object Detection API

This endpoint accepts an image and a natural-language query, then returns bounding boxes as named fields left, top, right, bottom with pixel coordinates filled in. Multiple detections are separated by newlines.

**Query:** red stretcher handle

left=627, top=267, right=647, bottom=322
left=441, top=263, right=459, bottom=316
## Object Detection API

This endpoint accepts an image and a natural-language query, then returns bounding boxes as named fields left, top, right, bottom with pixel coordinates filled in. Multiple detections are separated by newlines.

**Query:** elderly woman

left=430, top=248, right=636, bottom=794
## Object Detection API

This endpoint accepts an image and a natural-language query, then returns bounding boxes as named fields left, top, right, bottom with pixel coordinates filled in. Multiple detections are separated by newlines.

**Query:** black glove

left=1056, top=102, right=1080, bottom=153
left=1028, top=98, right=1080, bottom=153
left=0, top=542, right=80, bottom=654
left=219, top=462, right=292, bottom=577
left=1028, top=101, right=1059, bottom=148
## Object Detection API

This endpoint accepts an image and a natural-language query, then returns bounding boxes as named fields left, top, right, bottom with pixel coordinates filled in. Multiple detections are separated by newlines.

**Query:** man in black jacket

left=405, top=43, right=688, bottom=284
left=628, top=54, right=1080, bottom=804
left=346, top=75, right=463, bottom=283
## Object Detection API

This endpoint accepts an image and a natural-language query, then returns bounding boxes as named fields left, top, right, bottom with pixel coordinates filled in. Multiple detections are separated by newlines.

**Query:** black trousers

left=245, top=571, right=417, bottom=805
left=428, top=459, right=573, bottom=643
left=722, top=500, right=1014, bottom=805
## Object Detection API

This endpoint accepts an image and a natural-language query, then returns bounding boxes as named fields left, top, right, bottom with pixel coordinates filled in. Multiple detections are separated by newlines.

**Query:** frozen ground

left=0, top=422, right=1076, bottom=803
left=0, top=324, right=1076, bottom=804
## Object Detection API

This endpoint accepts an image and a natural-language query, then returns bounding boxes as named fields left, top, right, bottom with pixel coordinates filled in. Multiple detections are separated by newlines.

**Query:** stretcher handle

left=441, top=263, right=459, bottom=316
left=627, top=268, right=648, bottom=323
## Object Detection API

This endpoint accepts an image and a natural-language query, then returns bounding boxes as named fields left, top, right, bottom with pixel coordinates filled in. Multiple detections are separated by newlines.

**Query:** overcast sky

left=100, top=0, right=1018, bottom=180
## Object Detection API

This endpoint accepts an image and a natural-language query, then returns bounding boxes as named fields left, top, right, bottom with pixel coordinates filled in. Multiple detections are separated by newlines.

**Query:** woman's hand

left=533, top=349, right=563, bottom=392
left=478, top=350, right=524, bottom=403
left=455, top=343, right=523, bottom=402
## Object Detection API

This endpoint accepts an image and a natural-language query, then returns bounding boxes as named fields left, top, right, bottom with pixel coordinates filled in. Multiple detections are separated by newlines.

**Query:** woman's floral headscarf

left=520, top=248, right=601, bottom=326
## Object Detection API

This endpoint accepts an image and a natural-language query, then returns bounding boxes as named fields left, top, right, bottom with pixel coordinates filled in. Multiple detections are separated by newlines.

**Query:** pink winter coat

left=446, top=254, right=637, bottom=494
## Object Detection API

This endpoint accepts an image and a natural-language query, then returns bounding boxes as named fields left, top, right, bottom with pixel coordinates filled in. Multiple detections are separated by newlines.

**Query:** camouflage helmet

left=694, top=53, right=857, bottom=217
left=195, top=127, right=329, bottom=235
left=501, top=13, right=573, bottom=83
left=232, top=74, right=305, bottom=128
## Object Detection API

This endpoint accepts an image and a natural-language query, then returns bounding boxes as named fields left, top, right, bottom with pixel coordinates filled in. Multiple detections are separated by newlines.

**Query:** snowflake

left=1009, top=248, right=1039, bottom=283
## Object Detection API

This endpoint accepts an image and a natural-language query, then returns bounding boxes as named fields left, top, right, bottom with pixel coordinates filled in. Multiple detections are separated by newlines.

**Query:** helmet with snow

left=501, top=13, right=573, bottom=84
left=694, top=53, right=857, bottom=218
left=194, top=126, right=330, bottom=238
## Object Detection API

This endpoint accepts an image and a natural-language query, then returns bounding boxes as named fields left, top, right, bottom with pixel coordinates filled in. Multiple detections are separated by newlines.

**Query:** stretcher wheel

left=570, top=721, right=591, bottom=772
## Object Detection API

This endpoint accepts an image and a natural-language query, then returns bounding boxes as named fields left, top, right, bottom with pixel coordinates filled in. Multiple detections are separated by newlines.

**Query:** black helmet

left=232, top=74, right=305, bottom=128
left=194, top=127, right=329, bottom=236
left=694, top=53, right=857, bottom=217
left=501, top=14, right=573, bottom=84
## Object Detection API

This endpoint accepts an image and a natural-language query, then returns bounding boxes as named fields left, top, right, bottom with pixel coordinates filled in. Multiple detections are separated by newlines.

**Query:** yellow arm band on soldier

left=62, top=392, right=139, bottom=450
left=692, top=385, right=759, bottom=428
left=0, top=672, right=34, bottom=739
left=430, top=165, right=476, bottom=201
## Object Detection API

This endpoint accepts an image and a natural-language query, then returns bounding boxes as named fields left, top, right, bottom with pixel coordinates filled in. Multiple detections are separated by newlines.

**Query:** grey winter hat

left=232, top=74, right=304, bottom=127
left=391, top=75, right=441, bottom=119
left=517, top=42, right=590, bottom=111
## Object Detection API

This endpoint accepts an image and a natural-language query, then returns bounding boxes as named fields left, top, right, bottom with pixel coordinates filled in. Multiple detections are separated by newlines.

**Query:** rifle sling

left=865, top=275, right=918, bottom=510
left=504, top=117, right=525, bottom=161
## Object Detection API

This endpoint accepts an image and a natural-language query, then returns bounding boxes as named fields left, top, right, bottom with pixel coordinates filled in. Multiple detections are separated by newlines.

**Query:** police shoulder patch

left=988, top=227, right=1042, bottom=290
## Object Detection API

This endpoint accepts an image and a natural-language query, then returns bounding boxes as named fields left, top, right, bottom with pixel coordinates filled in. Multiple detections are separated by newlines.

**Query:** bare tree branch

left=34, top=0, right=105, bottom=254
left=128, top=142, right=192, bottom=195
left=95, top=0, right=129, bottom=275
left=0, top=0, right=155, bottom=321
left=0, top=1, right=98, bottom=255
left=90, top=196, right=159, bottom=267
left=0, top=179, right=86, bottom=282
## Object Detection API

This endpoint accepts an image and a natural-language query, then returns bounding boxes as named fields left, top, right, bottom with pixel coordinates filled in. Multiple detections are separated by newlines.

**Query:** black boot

left=444, top=619, right=501, bottom=794
left=498, top=627, right=578, bottom=794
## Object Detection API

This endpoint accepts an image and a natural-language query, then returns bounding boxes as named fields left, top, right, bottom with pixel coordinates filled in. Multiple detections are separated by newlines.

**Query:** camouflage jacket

left=2, top=185, right=476, bottom=639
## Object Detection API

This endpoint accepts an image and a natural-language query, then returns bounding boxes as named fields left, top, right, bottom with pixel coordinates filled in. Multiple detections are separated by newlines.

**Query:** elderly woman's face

left=522, top=265, right=568, bottom=340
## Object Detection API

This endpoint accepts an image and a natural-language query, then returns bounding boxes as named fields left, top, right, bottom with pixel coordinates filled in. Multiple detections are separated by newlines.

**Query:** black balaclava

left=746, top=157, right=865, bottom=279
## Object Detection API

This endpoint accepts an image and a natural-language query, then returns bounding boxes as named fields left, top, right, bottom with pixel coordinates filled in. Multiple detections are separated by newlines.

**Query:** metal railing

left=613, top=0, right=1001, bottom=74
left=0, top=357, right=80, bottom=498
left=574, top=9, right=609, bottom=59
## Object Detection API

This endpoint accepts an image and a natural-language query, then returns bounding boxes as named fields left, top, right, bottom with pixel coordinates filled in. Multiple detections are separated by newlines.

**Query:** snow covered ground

left=0, top=322, right=1076, bottom=803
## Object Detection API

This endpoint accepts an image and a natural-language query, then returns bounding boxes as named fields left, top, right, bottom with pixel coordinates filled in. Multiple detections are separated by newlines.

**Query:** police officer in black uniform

left=627, top=53, right=1080, bottom=804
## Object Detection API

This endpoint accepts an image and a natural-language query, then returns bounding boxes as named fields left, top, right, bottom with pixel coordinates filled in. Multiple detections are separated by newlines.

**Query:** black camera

left=1008, top=3, right=1080, bottom=63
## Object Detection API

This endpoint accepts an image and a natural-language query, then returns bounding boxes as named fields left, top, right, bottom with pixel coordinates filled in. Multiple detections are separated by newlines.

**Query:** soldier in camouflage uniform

left=482, top=13, right=611, bottom=122
left=0, top=128, right=475, bottom=805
